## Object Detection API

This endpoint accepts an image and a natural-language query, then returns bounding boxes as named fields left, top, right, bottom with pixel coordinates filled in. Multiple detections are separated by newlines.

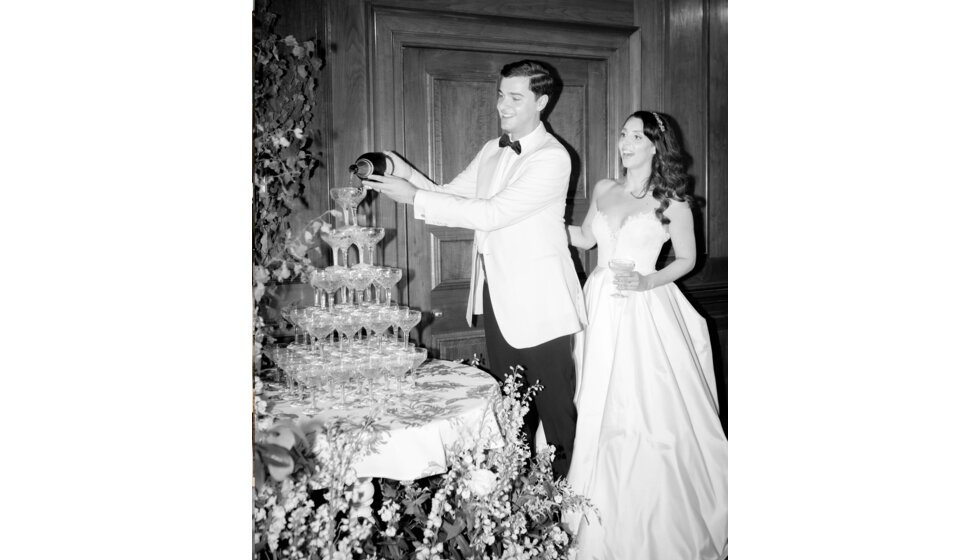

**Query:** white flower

left=466, top=468, right=498, bottom=497
left=253, top=265, right=271, bottom=283
left=266, top=426, right=297, bottom=451
left=350, top=478, right=374, bottom=519
left=379, top=498, right=399, bottom=522
left=274, top=263, right=292, bottom=282
left=293, top=127, right=304, bottom=139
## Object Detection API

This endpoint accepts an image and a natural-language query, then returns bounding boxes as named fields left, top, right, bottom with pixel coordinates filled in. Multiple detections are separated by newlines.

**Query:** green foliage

left=253, top=3, right=323, bottom=271
left=252, top=2, right=325, bottom=362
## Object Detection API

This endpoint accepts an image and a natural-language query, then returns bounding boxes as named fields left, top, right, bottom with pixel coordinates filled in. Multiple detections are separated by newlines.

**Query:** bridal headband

left=652, top=112, right=666, bottom=134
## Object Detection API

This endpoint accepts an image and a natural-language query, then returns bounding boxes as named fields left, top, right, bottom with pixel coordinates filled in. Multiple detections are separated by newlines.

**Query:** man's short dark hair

left=500, top=59, right=556, bottom=100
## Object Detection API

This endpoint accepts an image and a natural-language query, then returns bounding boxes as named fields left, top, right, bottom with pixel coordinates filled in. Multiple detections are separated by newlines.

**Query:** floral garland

left=253, top=376, right=386, bottom=559
left=253, top=367, right=596, bottom=559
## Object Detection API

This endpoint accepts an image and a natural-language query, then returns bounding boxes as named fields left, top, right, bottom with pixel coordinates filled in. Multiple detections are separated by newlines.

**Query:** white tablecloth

left=265, top=359, right=504, bottom=480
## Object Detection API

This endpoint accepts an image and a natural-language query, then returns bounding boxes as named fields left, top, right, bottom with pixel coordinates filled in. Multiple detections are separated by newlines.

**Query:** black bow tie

left=498, top=135, right=522, bottom=155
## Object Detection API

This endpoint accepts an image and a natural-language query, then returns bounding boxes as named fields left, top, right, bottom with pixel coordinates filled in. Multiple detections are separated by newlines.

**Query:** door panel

left=370, top=8, right=636, bottom=360
left=402, top=49, right=604, bottom=360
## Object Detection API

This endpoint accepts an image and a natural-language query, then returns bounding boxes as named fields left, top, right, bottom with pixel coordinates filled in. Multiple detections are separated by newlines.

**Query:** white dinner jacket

left=408, top=123, right=587, bottom=349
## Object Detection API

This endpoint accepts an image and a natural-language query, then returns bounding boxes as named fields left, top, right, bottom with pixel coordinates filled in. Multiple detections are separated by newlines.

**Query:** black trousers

left=482, top=281, right=577, bottom=479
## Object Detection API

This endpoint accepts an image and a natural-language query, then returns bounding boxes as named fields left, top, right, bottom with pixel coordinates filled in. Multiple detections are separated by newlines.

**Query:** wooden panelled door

left=370, top=8, right=635, bottom=360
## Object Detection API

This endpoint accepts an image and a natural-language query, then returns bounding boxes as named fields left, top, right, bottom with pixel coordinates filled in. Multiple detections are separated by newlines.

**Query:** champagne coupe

left=309, top=269, right=324, bottom=308
left=323, top=226, right=356, bottom=268
left=310, top=312, right=337, bottom=355
left=299, top=307, right=319, bottom=350
left=379, top=351, right=398, bottom=395
left=348, top=308, right=372, bottom=346
left=330, top=186, right=367, bottom=226
left=300, top=361, right=325, bottom=415
left=409, top=346, right=430, bottom=389
left=282, top=305, right=301, bottom=345
left=280, top=351, right=310, bottom=403
left=287, top=307, right=307, bottom=346
left=362, top=354, right=384, bottom=400
left=365, top=308, right=391, bottom=348
left=393, top=348, right=415, bottom=393
left=396, top=307, right=423, bottom=348
left=335, top=311, right=360, bottom=354
left=361, top=227, right=385, bottom=265
left=349, top=265, right=379, bottom=306
left=318, top=267, right=345, bottom=310
left=349, top=227, right=366, bottom=265
left=330, top=267, right=353, bottom=305
left=331, top=355, right=355, bottom=409
left=265, top=345, right=289, bottom=394
left=376, top=306, right=399, bottom=344
left=608, top=259, right=636, bottom=299
left=348, top=354, right=370, bottom=402
left=375, top=266, right=403, bottom=306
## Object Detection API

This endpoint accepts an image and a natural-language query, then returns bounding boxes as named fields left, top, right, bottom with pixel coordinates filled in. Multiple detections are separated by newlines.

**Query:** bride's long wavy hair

left=623, top=110, right=695, bottom=226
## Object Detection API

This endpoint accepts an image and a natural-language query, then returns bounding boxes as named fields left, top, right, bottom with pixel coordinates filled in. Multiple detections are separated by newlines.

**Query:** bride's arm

left=644, top=201, right=696, bottom=288
left=567, top=179, right=613, bottom=249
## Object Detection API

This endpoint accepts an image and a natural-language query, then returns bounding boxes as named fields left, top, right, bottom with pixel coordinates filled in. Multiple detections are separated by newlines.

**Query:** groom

left=365, top=59, right=586, bottom=478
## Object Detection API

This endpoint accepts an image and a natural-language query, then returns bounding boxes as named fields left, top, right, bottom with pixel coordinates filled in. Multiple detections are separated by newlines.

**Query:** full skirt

left=567, top=268, right=728, bottom=559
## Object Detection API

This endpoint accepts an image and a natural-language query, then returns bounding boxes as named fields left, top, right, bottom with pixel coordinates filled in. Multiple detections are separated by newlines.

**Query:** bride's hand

left=613, top=270, right=655, bottom=292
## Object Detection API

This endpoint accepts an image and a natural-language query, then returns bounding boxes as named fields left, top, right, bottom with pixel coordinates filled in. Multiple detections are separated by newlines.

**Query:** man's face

left=496, top=76, right=548, bottom=140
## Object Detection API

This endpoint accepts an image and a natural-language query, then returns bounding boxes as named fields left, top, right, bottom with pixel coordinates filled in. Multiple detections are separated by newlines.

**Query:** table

left=264, top=359, right=505, bottom=481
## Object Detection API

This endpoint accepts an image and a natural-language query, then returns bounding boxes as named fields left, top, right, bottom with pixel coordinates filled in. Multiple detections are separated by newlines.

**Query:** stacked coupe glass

left=265, top=182, right=430, bottom=415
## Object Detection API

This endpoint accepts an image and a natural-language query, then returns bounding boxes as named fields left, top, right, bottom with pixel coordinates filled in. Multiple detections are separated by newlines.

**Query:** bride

left=566, top=111, right=728, bottom=559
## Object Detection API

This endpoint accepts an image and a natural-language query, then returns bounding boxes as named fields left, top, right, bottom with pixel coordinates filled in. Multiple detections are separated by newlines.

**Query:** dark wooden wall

left=262, top=0, right=727, bottom=420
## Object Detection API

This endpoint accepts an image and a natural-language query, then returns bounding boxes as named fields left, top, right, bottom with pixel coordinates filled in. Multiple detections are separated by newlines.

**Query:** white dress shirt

left=406, top=123, right=587, bottom=348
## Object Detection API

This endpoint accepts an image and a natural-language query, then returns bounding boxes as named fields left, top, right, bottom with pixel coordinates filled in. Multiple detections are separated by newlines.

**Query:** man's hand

left=363, top=174, right=418, bottom=205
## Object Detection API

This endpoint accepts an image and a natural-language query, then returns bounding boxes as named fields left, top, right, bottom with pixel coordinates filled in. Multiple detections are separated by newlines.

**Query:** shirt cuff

left=413, top=190, right=428, bottom=221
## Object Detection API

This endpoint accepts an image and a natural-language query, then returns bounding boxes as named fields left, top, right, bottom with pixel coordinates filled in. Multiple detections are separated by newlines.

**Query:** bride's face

left=618, top=117, right=655, bottom=170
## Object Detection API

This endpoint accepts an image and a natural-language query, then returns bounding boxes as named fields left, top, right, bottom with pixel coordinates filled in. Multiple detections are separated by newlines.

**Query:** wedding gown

left=567, top=209, right=728, bottom=560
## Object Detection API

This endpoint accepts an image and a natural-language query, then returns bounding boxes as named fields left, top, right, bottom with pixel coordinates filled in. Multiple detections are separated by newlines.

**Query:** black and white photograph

left=249, top=0, right=727, bottom=557
left=7, top=1, right=980, bottom=558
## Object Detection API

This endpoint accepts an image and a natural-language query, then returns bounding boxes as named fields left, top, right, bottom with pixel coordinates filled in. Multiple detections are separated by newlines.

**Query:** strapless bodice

left=592, top=209, right=669, bottom=275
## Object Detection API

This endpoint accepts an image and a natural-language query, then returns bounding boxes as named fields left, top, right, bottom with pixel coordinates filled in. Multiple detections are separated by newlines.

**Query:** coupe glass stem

left=310, top=377, right=320, bottom=414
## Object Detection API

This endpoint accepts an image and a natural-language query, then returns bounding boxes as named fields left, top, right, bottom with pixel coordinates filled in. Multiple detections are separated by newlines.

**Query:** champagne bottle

left=349, top=152, right=391, bottom=179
